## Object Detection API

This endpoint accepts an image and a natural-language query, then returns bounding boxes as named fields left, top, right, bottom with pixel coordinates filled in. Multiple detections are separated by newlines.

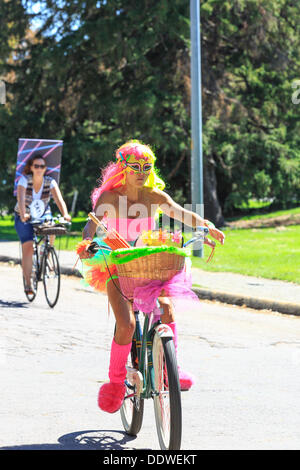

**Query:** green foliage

left=0, top=0, right=299, bottom=218
left=200, top=0, right=300, bottom=212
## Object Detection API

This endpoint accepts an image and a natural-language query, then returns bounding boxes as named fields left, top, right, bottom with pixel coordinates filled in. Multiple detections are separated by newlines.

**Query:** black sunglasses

left=33, top=164, right=46, bottom=169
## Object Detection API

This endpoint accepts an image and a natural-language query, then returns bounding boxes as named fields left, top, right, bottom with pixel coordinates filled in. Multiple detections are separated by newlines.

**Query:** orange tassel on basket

left=85, top=265, right=108, bottom=292
left=76, top=239, right=92, bottom=255
left=85, top=264, right=118, bottom=292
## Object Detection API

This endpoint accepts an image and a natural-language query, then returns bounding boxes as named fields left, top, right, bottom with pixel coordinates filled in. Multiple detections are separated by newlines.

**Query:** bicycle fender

left=154, top=324, right=174, bottom=339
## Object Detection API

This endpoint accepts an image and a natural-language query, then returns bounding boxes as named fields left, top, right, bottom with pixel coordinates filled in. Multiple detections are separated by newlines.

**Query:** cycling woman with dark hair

left=14, top=154, right=71, bottom=295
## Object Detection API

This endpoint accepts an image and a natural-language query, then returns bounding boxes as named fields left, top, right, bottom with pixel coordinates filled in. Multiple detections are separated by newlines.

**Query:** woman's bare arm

left=154, top=189, right=225, bottom=245
left=50, top=186, right=71, bottom=221
left=82, top=191, right=115, bottom=240
left=17, top=185, right=29, bottom=222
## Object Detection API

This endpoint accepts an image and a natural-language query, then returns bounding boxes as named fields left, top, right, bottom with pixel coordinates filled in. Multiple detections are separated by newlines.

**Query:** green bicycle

left=89, top=226, right=209, bottom=450
left=120, top=306, right=182, bottom=450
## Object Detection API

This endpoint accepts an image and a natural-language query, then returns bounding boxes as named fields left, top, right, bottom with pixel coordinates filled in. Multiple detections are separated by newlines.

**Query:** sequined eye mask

left=119, top=152, right=153, bottom=174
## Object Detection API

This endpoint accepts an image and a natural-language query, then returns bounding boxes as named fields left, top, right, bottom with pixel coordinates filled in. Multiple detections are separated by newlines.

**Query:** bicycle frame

left=129, top=307, right=174, bottom=401
left=107, top=225, right=215, bottom=449
left=31, top=215, right=70, bottom=276
left=32, top=228, right=51, bottom=279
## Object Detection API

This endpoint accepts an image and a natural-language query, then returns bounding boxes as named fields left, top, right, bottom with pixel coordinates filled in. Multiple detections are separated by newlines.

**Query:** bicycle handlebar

left=86, top=226, right=211, bottom=254
left=87, top=241, right=106, bottom=254
left=30, top=216, right=71, bottom=226
left=182, top=226, right=210, bottom=248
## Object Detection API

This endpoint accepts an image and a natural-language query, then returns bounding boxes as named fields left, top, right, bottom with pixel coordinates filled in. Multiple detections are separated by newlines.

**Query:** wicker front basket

left=116, top=251, right=185, bottom=300
left=116, top=251, right=185, bottom=280
left=35, top=225, right=67, bottom=236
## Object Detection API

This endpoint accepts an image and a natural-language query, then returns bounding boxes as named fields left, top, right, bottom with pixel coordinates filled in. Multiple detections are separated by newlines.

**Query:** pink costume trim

left=105, top=217, right=156, bottom=242
left=124, top=269, right=198, bottom=313
left=168, top=322, right=195, bottom=390
left=97, top=339, right=131, bottom=413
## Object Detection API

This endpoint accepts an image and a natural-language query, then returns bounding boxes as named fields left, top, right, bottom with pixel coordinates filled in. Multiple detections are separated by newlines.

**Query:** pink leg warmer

left=168, top=322, right=196, bottom=391
left=98, top=339, right=132, bottom=413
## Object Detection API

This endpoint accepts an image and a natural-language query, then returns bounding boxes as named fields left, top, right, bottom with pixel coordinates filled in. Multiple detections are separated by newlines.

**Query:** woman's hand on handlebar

left=21, top=214, right=30, bottom=223
left=204, top=237, right=216, bottom=248
left=63, top=213, right=72, bottom=222
left=77, top=239, right=98, bottom=259
left=79, top=250, right=94, bottom=259
left=207, top=226, right=225, bottom=245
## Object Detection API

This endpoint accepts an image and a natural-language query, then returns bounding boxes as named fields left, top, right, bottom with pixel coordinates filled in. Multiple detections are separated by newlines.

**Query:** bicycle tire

left=120, top=340, right=144, bottom=436
left=43, top=247, right=60, bottom=308
left=152, top=334, right=182, bottom=450
left=23, top=250, right=38, bottom=302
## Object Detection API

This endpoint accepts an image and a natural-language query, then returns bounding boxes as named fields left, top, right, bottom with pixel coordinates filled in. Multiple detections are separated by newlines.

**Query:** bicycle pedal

left=125, top=366, right=143, bottom=397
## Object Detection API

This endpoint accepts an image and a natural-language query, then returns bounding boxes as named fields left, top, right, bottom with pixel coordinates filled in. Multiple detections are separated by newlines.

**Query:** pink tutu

left=130, top=263, right=198, bottom=313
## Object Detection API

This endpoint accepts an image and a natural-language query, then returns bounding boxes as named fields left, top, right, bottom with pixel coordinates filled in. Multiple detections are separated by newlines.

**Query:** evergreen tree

left=1, top=0, right=299, bottom=223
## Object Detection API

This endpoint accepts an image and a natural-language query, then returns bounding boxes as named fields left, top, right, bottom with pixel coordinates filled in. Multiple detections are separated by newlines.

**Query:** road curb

left=192, top=287, right=300, bottom=316
left=1, top=255, right=299, bottom=317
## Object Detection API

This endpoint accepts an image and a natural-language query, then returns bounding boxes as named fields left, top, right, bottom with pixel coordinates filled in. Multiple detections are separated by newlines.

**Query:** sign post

left=190, top=0, right=204, bottom=257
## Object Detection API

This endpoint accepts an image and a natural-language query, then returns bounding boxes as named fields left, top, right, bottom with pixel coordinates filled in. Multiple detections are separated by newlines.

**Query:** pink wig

left=91, top=140, right=165, bottom=209
left=91, top=161, right=124, bottom=209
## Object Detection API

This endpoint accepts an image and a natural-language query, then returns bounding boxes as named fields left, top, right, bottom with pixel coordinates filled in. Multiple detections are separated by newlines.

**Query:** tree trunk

left=203, top=156, right=224, bottom=227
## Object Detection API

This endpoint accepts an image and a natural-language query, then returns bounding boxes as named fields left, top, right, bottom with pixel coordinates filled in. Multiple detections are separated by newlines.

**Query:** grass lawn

left=227, top=205, right=300, bottom=222
left=1, top=212, right=300, bottom=284
left=192, top=225, right=300, bottom=284
left=0, top=214, right=84, bottom=249
left=0, top=216, right=21, bottom=241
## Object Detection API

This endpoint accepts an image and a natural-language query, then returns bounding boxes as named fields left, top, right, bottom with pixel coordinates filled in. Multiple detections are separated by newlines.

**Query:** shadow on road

left=0, top=429, right=150, bottom=451
left=0, top=299, right=29, bottom=309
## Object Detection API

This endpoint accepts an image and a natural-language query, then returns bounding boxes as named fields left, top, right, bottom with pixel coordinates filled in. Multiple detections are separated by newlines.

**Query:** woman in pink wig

left=79, top=140, right=225, bottom=414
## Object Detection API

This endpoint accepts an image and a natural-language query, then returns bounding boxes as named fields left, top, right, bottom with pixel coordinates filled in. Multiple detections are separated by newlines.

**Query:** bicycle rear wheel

left=120, top=340, right=144, bottom=436
left=152, top=334, right=182, bottom=450
left=23, top=250, right=38, bottom=302
left=43, top=247, right=60, bottom=308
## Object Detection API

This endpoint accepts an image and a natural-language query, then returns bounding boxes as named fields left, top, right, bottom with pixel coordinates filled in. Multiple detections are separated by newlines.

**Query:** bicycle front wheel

left=120, top=340, right=144, bottom=436
left=152, top=333, right=182, bottom=450
left=43, top=247, right=60, bottom=308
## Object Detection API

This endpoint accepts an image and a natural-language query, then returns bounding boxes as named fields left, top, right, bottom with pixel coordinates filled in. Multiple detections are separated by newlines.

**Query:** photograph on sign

left=13, top=138, right=63, bottom=196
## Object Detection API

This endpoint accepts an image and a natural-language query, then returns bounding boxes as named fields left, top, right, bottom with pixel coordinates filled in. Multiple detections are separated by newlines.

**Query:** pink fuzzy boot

left=98, top=339, right=131, bottom=413
left=168, top=322, right=196, bottom=391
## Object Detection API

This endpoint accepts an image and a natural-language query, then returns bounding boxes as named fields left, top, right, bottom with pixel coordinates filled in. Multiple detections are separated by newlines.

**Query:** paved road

left=1, top=262, right=300, bottom=450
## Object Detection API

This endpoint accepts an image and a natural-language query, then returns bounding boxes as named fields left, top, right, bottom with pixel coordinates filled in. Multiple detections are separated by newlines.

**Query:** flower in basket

left=141, top=229, right=182, bottom=246
left=152, top=230, right=159, bottom=242
left=171, top=230, right=182, bottom=245
left=158, top=229, right=169, bottom=244
left=141, top=230, right=153, bottom=245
